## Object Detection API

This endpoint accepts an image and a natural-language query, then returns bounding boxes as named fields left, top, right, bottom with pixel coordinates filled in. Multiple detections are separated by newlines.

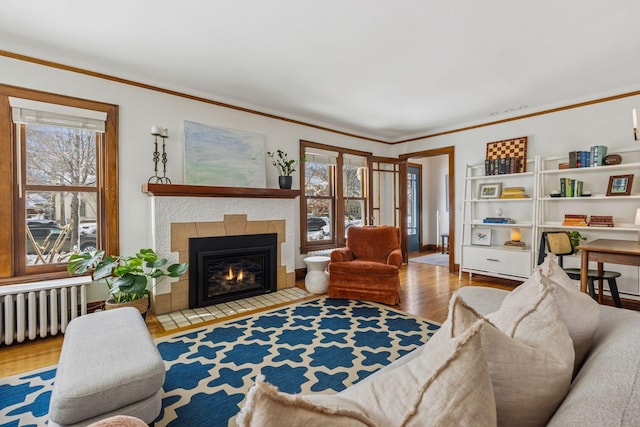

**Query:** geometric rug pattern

left=0, top=297, right=440, bottom=427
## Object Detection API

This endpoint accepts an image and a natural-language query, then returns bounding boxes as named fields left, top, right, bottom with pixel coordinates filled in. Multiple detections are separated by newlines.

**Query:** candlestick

left=633, top=109, right=638, bottom=141
left=148, top=126, right=171, bottom=184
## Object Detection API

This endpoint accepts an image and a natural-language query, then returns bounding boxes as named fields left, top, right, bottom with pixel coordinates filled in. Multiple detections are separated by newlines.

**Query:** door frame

left=399, top=146, right=455, bottom=273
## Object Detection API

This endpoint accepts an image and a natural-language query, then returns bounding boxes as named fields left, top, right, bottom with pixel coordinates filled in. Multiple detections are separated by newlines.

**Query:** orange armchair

left=328, top=226, right=402, bottom=305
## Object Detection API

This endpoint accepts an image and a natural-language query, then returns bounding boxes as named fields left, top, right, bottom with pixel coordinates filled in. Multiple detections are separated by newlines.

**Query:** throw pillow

left=341, top=319, right=497, bottom=426
left=536, top=253, right=601, bottom=371
left=236, top=375, right=374, bottom=427
left=448, top=285, right=574, bottom=427
left=237, top=320, right=497, bottom=427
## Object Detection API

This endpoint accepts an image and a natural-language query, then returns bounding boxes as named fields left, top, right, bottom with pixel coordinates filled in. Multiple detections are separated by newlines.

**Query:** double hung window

left=0, top=85, right=118, bottom=281
left=300, top=141, right=370, bottom=252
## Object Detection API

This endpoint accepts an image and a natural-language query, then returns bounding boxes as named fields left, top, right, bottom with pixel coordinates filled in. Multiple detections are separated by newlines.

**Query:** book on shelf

left=588, top=215, right=614, bottom=227
left=567, top=147, right=607, bottom=169
left=589, top=145, right=607, bottom=167
left=500, top=186, right=528, bottom=199
left=482, top=217, right=515, bottom=224
left=484, top=156, right=524, bottom=175
left=504, top=240, right=527, bottom=248
left=568, top=150, right=592, bottom=168
left=559, top=178, right=585, bottom=197
left=562, top=214, right=588, bottom=226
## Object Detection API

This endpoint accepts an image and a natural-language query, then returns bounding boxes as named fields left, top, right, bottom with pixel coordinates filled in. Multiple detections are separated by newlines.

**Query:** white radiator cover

left=0, top=276, right=91, bottom=345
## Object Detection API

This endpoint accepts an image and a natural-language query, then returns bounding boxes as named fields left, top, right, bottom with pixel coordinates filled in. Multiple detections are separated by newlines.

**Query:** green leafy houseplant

left=266, top=149, right=297, bottom=176
left=568, top=231, right=587, bottom=254
left=67, top=248, right=188, bottom=304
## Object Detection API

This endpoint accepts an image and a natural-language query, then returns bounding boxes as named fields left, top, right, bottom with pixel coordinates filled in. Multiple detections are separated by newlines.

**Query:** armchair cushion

left=343, top=226, right=401, bottom=265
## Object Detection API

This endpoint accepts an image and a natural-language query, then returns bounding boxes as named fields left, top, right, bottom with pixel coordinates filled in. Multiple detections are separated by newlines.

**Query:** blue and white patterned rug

left=0, top=297, right=440, bottom=426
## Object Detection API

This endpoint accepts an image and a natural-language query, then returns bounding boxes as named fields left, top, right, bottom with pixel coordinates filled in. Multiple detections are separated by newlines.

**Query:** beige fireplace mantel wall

left=151, top=214, right=294, bottom=314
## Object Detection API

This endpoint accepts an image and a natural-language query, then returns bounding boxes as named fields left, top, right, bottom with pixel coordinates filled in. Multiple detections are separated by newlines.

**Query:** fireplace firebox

left=189, top=233, right=277, bottom=308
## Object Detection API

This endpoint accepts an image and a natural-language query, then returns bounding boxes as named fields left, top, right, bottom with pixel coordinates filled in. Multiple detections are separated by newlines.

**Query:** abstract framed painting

left=184, top=120, right=266, bottom=188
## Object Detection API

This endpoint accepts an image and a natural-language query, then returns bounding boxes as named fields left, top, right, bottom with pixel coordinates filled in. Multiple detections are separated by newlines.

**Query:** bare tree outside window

left=23, top=124, right=99, bottom=265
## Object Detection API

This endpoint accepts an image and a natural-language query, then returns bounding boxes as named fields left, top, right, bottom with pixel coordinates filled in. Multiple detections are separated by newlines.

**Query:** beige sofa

left=458, top=285, right=640, bottom=426
left=236, top=256, right=640, bottom=426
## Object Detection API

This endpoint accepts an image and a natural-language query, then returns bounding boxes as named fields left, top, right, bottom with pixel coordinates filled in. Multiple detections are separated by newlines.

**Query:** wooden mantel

left=141, top=183, right=300, bottom=199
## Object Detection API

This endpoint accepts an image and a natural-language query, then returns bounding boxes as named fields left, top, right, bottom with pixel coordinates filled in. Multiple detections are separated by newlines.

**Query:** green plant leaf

left=147, top=258, right=168, bottom=269
left=167, top=263, right=189, bottom=276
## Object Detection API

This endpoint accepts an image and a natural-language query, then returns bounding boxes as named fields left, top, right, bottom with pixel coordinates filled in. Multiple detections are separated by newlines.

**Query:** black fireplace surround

left=189, top=233, right=277, bottom=308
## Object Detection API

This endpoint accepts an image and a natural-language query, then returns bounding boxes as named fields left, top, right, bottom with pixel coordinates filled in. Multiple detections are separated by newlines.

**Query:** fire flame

left=226, top=266, right=245, bottom=282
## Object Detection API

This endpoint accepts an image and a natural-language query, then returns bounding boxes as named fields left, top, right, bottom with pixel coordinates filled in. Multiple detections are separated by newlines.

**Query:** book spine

left=560, top=178, right=566, bottom=197
left=598, top=145, right=607, bottom=166
left=567, top=179, right=575, bottom=197
left=569, top=151, right=577, bottom=168
left=581, top=151, right=588, bottom=168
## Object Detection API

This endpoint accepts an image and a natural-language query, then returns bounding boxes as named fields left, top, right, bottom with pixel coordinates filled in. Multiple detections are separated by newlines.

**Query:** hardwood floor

left=0, top=256, right=516, bottom=378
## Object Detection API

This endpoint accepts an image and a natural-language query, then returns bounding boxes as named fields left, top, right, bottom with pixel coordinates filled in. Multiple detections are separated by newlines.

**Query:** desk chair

left=537, top=231, right=622, bottom=308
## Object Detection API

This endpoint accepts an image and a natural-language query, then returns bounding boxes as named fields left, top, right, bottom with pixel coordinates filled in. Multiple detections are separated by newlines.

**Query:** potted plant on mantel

left=267, top=149, right=297, bottom=189
left=67, top=248, right=188, bottom=317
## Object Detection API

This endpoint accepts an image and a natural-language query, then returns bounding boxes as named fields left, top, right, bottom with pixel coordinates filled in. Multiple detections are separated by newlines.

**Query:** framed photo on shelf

left=471, top=228, right=492, bottom=246
left=478, top=183, right=502, bottom=199
left=606, top=174, right=634, bottom=196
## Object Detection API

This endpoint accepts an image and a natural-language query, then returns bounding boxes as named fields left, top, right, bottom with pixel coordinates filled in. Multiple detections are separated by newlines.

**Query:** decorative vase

left=278, top=176, right=292, bottom=189
left=105, top=295, right=150, bottom=318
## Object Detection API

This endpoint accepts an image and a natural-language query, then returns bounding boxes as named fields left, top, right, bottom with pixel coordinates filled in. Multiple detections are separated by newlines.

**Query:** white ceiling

left=1, top=1, right=639, bottom=142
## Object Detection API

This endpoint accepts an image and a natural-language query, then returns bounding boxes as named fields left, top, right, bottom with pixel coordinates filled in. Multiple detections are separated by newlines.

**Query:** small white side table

left=303, top=256, right=331, bottom=294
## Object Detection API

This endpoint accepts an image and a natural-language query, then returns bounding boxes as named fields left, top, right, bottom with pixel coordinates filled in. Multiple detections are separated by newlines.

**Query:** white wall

left=411, top=155, right=449, bottom=247
left=1, top=55, right=393, bottom=273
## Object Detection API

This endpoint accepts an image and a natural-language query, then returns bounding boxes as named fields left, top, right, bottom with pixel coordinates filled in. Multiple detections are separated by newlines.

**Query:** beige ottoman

left=48, top=307, right=165, bottom=426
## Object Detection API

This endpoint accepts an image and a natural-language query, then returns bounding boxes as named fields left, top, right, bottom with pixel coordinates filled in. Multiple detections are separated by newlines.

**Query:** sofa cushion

left=548, top=306, right=640, bottom=426
left=237, top=320, right=497, bottom=427
left=341, top=319, right=496, bottom=426
left=236, top=375, right=374, bottom=427
left=449, top=282, right=574, bottom=427
left=536, top=254, right=601, bottom=371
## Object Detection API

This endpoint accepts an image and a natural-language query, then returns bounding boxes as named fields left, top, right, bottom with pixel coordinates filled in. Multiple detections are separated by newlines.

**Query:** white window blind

left=343, top=153, right=368, bottom=168
left=9, top=97, right=106, bottom=132
left=305, top=148, right=338, bottom=165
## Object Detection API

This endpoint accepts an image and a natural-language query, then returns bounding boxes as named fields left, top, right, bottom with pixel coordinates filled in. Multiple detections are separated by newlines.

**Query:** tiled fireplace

left=188, top=233, right=278, bottom=308
left=146, top=190, right=298, bottom=315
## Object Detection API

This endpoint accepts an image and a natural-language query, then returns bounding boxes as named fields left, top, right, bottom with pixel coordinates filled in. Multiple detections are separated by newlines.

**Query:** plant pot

left=278, top=175, right=292, bottom=189
left=105, top=295, right=149, bottom=318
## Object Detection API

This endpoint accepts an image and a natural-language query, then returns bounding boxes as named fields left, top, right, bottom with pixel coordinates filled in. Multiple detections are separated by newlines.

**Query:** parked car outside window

left=26, top=220, right=96, bottom=256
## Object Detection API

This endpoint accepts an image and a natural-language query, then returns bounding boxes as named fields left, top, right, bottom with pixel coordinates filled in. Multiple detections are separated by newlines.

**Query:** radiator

left=0, top=276, right=91, bottom=345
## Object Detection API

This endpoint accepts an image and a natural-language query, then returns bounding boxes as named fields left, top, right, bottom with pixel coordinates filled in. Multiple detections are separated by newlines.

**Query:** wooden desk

left=577, top=239, right=640, bottom=298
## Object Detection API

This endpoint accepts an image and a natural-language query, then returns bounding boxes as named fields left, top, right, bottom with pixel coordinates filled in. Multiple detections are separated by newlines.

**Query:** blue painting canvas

left=184, top=120, right=266, bottom=187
